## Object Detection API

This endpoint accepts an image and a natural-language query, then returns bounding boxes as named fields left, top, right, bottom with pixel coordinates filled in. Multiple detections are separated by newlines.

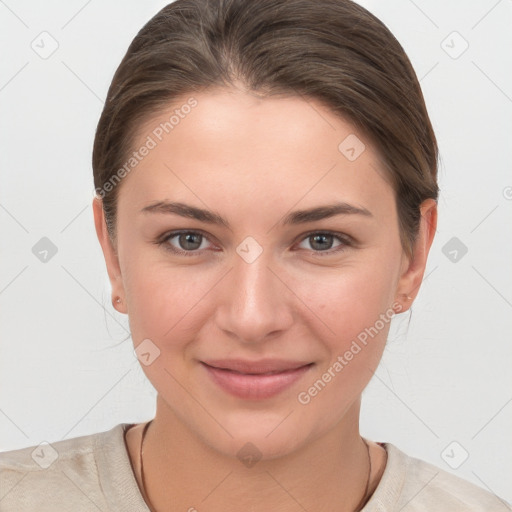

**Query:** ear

left=92, top=197, right=127, bottom=313
left=394, top=198, right=437, bottom=313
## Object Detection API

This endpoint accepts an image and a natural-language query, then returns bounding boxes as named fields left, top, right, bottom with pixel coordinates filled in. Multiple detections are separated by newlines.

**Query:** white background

left=1, top=0, right=511, bottom=505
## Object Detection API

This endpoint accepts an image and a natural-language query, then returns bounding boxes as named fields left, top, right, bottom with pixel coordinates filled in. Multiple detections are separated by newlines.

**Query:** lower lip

left=201, top=362, right=313, bottom=400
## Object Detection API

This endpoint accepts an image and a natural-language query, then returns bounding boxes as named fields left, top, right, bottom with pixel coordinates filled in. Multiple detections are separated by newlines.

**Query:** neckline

left=97, top=423, right=405, bottom=511
left=95, top=423, right=152, bottom=511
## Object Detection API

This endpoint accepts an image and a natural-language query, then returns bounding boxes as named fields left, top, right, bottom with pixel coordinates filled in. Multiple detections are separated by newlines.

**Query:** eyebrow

left=140, top=201, right=372, bottom=229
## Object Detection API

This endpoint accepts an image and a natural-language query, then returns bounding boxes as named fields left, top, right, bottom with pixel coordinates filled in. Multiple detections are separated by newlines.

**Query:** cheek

left=302, top=256, right=397, bottom=337
left=293, top=271, right=395, bottom=414
left=122, top=263, right=212, bottom=397
left=297, top=258, right=398, bottom=376
left=124, top=262, right=209, bottom=341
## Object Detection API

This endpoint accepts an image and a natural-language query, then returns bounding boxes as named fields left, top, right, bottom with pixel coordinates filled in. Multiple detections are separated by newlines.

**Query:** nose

left=214, top=248, right=295, bottom=345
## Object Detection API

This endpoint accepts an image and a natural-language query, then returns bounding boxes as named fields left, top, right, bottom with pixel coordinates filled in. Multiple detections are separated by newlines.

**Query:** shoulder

left=0, top=423, right=130, bottom=511
left=372, top=443, right=512, bottom=511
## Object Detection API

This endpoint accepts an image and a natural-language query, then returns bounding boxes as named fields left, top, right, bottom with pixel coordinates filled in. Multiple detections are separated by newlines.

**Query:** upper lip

left=202, top=359, right=313, bottom=375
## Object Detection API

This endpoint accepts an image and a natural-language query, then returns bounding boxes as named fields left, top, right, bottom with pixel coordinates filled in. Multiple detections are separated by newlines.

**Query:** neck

left=135, top=395, right=382, bottom=512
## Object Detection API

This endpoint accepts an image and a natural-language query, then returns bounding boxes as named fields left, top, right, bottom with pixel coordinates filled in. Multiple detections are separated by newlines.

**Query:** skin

left=93, top=86, right=437, bottom=511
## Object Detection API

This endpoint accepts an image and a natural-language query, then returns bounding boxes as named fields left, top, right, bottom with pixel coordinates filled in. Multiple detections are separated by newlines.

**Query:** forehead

left=119, top=88, right=395, bottom=222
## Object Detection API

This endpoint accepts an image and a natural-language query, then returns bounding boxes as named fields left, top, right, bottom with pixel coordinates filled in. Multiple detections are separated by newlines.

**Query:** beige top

left=0, top=423, right=510, bottom=511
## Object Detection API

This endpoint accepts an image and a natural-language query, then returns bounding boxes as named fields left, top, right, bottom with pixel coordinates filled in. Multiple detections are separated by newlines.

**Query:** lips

left=200, top=359, right=314, bottom=400
left=202, top=358, right=313, bottom=375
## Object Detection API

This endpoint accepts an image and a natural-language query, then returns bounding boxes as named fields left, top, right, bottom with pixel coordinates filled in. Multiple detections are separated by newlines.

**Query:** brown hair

left=92, top=0, right=439, bottom=257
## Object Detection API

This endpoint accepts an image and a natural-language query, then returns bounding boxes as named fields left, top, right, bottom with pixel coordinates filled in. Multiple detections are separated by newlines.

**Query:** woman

left=1, top=0, right=510, bottom=510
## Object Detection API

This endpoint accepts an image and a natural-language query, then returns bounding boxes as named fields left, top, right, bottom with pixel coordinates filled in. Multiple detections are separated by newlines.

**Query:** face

left=94, top=87, right=435, bottom=460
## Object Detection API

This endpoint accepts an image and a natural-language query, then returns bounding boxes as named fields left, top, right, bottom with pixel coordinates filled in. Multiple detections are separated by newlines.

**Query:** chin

left=208, top=428, right=305, bottom=464
left=202, top=407, right=325, bottom=463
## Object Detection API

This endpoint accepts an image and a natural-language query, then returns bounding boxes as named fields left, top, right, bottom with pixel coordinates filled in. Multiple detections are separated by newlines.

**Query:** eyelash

left=155, top=229, right=353, bottom=257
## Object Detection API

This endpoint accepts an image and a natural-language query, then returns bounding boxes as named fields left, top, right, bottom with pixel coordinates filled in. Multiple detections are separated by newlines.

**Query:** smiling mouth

left=201, top=358, right=314, bottom=374
left=205, top=364, right=313, bottom=376
left=236, top=369, right=297, bottom=375
left=200, top=361, right=314, bottom=400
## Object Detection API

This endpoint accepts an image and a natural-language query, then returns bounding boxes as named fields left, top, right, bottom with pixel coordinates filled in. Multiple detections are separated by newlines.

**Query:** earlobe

left=394, top=199, right=438, bottom=311
left=392, top=294, right=413, bottom=314
left=92, top=197, right=127, bottom=313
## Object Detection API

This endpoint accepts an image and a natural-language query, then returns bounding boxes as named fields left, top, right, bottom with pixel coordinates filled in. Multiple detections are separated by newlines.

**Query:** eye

left=157, top=230, right=214, bottom=256
left=155, top=229, right=352, bottom=257
left=296, top=231, right=351, bottom=256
